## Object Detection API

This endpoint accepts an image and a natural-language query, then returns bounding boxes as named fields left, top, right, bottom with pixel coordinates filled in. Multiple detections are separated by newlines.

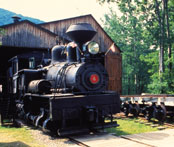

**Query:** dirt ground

left=0, top=124, right=77, bottom=147
left=29, top=128, right=76, bottom=147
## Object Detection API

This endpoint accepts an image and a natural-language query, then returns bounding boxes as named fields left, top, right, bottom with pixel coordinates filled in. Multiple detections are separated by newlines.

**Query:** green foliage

left=0, top=28, right=5, bottom=46
left=102, top=2, right=151, bottom=94
left=97, top=0, right=116, bottom=4
left=100, top=0, right=174, bottom=94
left=0, top=28, right=6, bottom=35
left=106, top=118, right=158, bottom=136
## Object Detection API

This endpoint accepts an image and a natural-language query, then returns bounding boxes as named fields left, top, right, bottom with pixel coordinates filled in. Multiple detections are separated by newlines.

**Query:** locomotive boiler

left=6, top=23, right=120, bottom=136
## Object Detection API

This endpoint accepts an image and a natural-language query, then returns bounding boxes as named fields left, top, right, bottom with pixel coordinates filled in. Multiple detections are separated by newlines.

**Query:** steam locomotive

left=5, top=23, right=120, bottom=136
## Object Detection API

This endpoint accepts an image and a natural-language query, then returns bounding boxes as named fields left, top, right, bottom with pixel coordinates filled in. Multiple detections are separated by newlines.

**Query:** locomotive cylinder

left=28, top=79, right=51, bottom=94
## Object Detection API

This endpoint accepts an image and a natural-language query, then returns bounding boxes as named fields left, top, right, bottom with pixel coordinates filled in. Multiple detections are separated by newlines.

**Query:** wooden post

left=0, top=89, right=3, bottom=125
left=0, top=113, right=3, bottom=125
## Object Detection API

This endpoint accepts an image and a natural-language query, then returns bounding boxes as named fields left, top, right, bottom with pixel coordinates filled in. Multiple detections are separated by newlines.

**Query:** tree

left=98, top=0, right=174, bottom=94
left=101, top=2, right=151, bottom=94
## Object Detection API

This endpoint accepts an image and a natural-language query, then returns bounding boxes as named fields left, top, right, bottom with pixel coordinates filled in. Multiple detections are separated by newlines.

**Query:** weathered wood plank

left=1, top=21, right=57, bottom=49
left=105, top=48, right=122, bottom=94
left=40, top=15, right=121, bottom=53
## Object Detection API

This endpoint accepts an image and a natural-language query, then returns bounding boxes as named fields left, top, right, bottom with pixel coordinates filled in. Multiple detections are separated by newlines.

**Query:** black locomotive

left=4, top=23, right=120, bottom=136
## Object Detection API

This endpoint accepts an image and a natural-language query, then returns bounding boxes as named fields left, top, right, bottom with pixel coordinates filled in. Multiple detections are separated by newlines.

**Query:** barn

left=0, top=14, right=122, bottom=94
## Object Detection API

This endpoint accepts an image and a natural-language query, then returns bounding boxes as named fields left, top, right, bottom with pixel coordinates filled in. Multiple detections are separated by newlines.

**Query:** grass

left=0, top=118, right=159, bottom=146
left=0, top=125, right=45, bottom=147
left=106, top=118, right=158, bottom=136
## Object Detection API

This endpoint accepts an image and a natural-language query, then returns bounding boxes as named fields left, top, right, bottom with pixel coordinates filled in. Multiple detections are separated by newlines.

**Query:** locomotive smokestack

left=66, top=23, right=97, bottom=46
left=12, top=16, right=21, bottom=23
left=66, top=23, right=97, bottom=62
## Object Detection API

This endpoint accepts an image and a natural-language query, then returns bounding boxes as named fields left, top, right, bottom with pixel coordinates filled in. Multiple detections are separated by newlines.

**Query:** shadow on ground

left=0, top=141, right=29, bottom=147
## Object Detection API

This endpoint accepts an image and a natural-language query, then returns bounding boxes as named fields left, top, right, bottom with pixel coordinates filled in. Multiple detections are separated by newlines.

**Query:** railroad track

left=163, top=122, right=174, bottom=129
left=68, top=131, right=157, bottom=147
left=68, top=136, right=90, bottom=147
left=8, top=118, right=174, bottom=146
left=53, top=116, right=174, bottom=147
left=138, top=116, right=174, bottom=129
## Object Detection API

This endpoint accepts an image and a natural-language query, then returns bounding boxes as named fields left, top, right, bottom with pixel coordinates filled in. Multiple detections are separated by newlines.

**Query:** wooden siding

left=40, top=15, right=121, bottom=53
left=1, top=21, right=57, bottom=49
left=105, top=49, right=122, bottom=94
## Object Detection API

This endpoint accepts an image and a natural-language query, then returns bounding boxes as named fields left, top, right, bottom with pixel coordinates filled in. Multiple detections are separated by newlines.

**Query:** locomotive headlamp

left=83, top=41, right=100, bottom=55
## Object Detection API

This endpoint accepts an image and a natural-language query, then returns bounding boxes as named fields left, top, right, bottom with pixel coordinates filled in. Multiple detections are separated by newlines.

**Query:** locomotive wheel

left=144, top=106, right=153, bottom=121
left=141, top=107, right=147, bottom=116
left=131, top=103, right=140, bottom=117
left=155, top=103, right=166, bottom=122
left=122, top=102, right=129, bottom=116
left=131, top=108, right=139, bottom=117
left=124, top=108, right=129, bottom=116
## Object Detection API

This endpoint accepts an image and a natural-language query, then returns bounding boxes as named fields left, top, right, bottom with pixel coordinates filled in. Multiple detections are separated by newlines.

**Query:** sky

left=0, top=0, right=117, bottom=24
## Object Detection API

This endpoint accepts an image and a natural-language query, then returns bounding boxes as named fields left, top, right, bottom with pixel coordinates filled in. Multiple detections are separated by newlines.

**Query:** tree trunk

left=165, top=0, right=172, bottom=90
left=155, top=0, right=164, bottom=74
left=128, top=77, right=130, bottom=94
left=165, top=0, right=172, bottom=71
left=160, top=0, right=165, bottom=74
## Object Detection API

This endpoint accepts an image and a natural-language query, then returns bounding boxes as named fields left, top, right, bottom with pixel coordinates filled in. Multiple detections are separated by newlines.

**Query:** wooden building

left=0, top=14, right=122, bottom=94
